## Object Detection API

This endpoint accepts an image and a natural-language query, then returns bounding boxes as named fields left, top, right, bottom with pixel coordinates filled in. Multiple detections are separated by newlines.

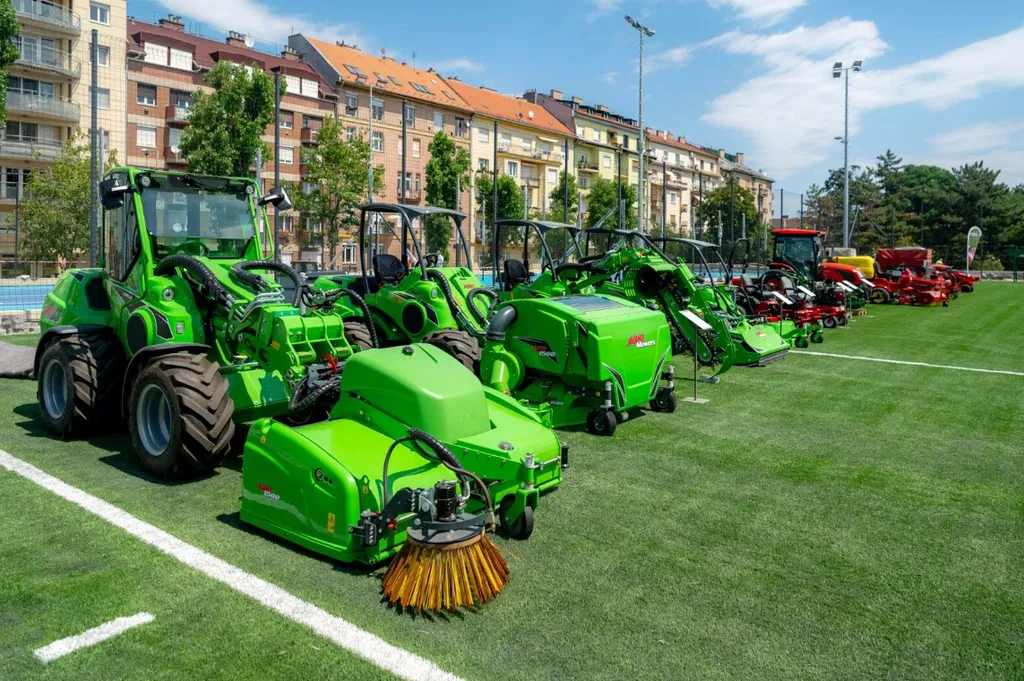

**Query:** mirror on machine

left=259, top=185, right=292, bottom=211
left=99, top=177, right=131, bottom=209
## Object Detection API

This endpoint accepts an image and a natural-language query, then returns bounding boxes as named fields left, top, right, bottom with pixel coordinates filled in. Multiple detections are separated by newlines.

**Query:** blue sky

left=130, top=0, right=1024, bottom=212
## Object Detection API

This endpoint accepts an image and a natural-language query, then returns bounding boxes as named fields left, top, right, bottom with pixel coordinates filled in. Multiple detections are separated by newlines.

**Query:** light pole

left=626, top=15, right=654, bottom=233
left=833, top=60, right=863, bottom=249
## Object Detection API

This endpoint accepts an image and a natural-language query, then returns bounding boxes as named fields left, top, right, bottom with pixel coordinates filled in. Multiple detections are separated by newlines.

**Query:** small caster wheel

left=795, top=335, right=809, bottom=349
left=650, top=387, right=677, bottom=413
left=499, top=497, right=534, bottom=540
left=586, top=408, right=617, bottom=436
left=822, top=316, right=837, bottom=329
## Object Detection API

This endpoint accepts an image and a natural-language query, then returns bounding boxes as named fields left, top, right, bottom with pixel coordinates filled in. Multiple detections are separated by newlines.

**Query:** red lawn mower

left=870, top=248, right=951, bottom=307
left=933, top=264, right=978, bottom=293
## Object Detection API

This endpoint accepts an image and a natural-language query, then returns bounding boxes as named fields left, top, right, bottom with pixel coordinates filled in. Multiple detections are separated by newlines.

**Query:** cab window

left=104, top=174, right=141, bottom=282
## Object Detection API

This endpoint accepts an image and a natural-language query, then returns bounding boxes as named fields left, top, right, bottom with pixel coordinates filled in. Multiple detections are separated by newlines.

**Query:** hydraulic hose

left=425, top=269, right=484, bottom=337
left=338, top=288, right=379, bottom=348
left=408, top=428, right=492, bottom=513
left=466, top=288, right=498, bottom=327
left=154, top=254, right=232, bottom=308
left=288, top=376, right=339, bottom=412
left=231, top=260, right=305, bottom=307
left=485, top=305, right=517, bottom=342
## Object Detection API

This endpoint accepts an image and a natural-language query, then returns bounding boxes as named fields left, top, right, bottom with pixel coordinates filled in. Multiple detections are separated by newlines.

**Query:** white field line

left=791, top=350, right=1024, bottom=377
left=34, top=613, right=154, bottom=663
left=0, top=450, right=463, bottom=681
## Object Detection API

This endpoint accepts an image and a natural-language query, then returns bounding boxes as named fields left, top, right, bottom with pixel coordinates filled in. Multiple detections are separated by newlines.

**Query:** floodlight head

left=833, top=61, right=843, bottom=70
left=852, top=60, right=863, bottom=71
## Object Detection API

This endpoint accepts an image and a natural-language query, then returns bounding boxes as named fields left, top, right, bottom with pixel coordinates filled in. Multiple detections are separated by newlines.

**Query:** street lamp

left=626, top=15, right=654, bottom=233
left=832, top=60, right=862, bottom=248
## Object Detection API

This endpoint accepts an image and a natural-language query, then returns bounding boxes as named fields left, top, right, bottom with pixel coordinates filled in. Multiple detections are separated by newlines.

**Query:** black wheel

left=795, top=335, right=809, bottom=349
left=499, top=497, right=534, bottom=540
left=37, top=332, right=125, bottom=438
left=822, top=315, right=837, bottom=329
left=870, top=288, right=891, bottom=304
left=650, top=387, right=677, bottom=413
left=961, top=284, right=974, bottom=293
left=811, top=329, right=824, bottom=344
left=128, top=352, right=235, bottom=479
left=838, top=313, right=849, bottom=327
left=424, top=330, right=480, bottom=373
left=586, top=408, right=617, bottom=436
left=343, top=320, right=375, bottom=352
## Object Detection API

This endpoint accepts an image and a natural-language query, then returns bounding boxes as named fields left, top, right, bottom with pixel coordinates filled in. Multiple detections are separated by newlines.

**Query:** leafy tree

left=475, top=172, right=525, bottom=266
left=696, top=180, right=759, bottom=251
left=0, top=0, right=20, bottom=127
left=548, top=171, right=579, bottom=225
left=19, top=134, right=116, bottom=267
left=294, top=117, right=383, bottom=264
left=584, top=177, right=636, bottom=229
left=424, top=131, right=470, bottom=260
left=179, top=61, right=274, bottom=177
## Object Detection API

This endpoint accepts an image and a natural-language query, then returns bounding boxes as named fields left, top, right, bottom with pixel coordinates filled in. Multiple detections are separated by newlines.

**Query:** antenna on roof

left=412, top=51, right=416, bottom=69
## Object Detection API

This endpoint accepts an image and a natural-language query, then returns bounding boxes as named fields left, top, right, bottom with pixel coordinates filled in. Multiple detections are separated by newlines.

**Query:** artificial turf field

left=1, top=283, right=1022, bottom=681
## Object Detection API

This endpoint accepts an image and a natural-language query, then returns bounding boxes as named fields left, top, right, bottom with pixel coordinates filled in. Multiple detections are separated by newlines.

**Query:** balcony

left=523, top=177, right=541, bottom=189
left=577, top=160, right=598, bottom=173
left=164, top=146, right=187, bottom=166
left=6, top=90, right=79, bottom=122
left=398, top=188, right=422, bottom=203
left=0, top=136, right=63, bottom=160
left=300, top=127, right=319, bottom=145
left=14, top=46, right=80, bottom=80
left=165, top=105, right=191, bottom=125
left=498, top=142, right=565, bottom=165
left=12, top=0, right=80, bottom=35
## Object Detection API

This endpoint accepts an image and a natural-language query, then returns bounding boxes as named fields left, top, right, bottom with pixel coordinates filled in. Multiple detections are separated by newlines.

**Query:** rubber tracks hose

left=426, top=269, right=484, bottom=337
left=466, top=288, right=498, bottom=327
left=231, top=260, right=305, bottom=307
left=154, top=254, right=232, bottom=308
left=407, top=427, right=493, bottom=513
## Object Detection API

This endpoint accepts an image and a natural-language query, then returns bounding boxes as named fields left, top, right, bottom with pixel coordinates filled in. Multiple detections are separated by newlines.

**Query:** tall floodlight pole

left=833, top=60, right=863, bottom=248
left=626, top=15, right=654, bottom=233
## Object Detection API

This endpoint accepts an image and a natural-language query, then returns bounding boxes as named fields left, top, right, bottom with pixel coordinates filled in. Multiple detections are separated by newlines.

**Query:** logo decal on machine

left=627, top=334, right=656, bottom=349
left=256, top=483, right=281, bottom=502
left=516, top=336, right=558, bottom=361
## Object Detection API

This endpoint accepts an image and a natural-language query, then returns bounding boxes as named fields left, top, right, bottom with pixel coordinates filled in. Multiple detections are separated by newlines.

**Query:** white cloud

left=431, top=57, right=484, bottom=73
left=587, top=0, right=622, bottom=22
left=700, top=19, right=1024, bottom=179
left=707, top=0, right=807, bottom=26
left=930, top=120, right=1024, bottom=155
left=647, top=45, right=693, bottom=72
left=602, top=71, right=620, bottom=84
left=153, top=0, right=364, bottom=47
left=917, top=120, right=1024, bottom=186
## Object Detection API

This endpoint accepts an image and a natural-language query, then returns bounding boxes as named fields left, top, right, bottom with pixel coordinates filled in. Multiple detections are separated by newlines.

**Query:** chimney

left=596, top=104, right=608, bottom=113
left=571, top=96, right=583, bottom=105
left=655, top=129, right=664, bottom=137
left=281, top=45, right=301, bottom=62
left=227, top=31, right=248, bottom=49
left=736, top=152, right=745, bottom=165
left=550, top=88, right=563, bottom=99
left=159, top=14, right=184, bottom=31
left=718, top=149, right=726, bottom=159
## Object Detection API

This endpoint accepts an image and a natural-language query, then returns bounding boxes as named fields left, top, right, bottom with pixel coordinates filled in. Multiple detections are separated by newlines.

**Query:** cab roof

left=772, top=228, right=825, bottom=237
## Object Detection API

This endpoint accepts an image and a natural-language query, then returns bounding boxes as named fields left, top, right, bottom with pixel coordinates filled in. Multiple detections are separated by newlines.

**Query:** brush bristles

left=382, top=532, right=509, bottom=612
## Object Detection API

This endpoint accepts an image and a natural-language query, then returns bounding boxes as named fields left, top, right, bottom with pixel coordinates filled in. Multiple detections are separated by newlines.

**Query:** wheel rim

left=41, top=358, right=68, bottom=419
left=137, top=383, right=173, bottom=457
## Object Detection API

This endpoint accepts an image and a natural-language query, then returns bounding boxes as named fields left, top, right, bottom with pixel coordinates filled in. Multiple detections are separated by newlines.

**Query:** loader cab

left=770, top=229, right=824, bottom=280
left=492, top=219, right=581, bottom=294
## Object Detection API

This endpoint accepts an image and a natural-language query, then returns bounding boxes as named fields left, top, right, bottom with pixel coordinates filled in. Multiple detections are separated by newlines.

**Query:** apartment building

left=289, top=35, right=475, bottom=264
left=716, top=150, right=774, bottom=227
left=644, top=130, right=698, bottom=237
left=445, top=80, right=574, bottom=246
left=124, top=17, right=335, bottom=259
left=1, top=0, right=126, bottom=255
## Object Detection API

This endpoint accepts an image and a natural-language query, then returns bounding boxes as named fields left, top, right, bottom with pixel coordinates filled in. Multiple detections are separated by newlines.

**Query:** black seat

left=740, top=275, right=760, bottom=296
left=502, top=259, right=530, bottom=292
left=342, top=275, right=378, bottom=295
left=372, top=254, right=407, bottom=285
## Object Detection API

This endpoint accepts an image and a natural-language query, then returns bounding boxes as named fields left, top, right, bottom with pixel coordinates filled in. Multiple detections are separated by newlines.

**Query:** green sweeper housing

left=34, top=168, right=563, bottom=594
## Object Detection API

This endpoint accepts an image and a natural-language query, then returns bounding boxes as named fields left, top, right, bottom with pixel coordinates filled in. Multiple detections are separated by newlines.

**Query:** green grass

left=3, top=333, right=40, bottom=348
left=1, top=284, right=1022, bottom=680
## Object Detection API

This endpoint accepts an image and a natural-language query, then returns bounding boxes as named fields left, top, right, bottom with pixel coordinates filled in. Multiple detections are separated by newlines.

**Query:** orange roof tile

left=304, top=37, right=471, bottom=111
left=445, top=81, right=574, bottom=137
left=646, top=130, right=713, bottom=157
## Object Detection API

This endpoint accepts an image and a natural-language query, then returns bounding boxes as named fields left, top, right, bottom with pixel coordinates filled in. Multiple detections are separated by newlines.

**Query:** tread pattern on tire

left=137, top=352, right=235, bottom=477
left=424, top=330, right=481, bottom=373
left=344, top=320, right=375, bottom=352
left=40, top=331, right=125, bottom=436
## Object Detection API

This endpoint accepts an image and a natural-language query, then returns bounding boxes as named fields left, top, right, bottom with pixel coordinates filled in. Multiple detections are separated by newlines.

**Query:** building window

left=91, top=45, right=109, bottom=66
left=370, top=131, right=383, bottom=152
left=631, top=160, right=639, bottom=173
left=171, top=90, right=193, bottom=108
left=592, top=129, right=600, bottom=141
left=547, top=168, right=557, bottom=185
left=506, top=160, right=518, bottom=178
left=346, top=126, right=356, bottom=142
left=279, top=146, right=294, bottom=164
left=89, top=2, right=109, bottom=24
left=93, top=87, right=110, bottom=109
left=397, top=139, right=402, bottom=156
left=281, top=216, right=293, bottom=232
left=579, top=176, right=588, bottom=189
left=341, top=242, right=356, bottom=264
left=170, top=48, right=192, bottom=71
left=168, top=127, right=182, bottom=151
left=477, top=127, right=489, bottom=143
left=670, top=192, right=677, bottom=204
left=575, top=125, right=584, bottom=137
left=433, top=112, right=443, bottom=132
left=136, top=84, right=156, bottom=106
left=300, top=79, right=318, bottom=98
left=478, top=158, right=489, bottom=171
left=279, top=111, right=293, bottom=129
left=371, top=97, right=384, bottom=122
left=405, top=105, right=415, bottom=125
left=344, top=92, right=358, bottom=116
left=136, top=125, right=156, bottom=148
left=412, top=139, right=420, bottom=158
left=144, top=43, right=167, bottom=66
left=602, top=155, right=611, bottom=169
left=455, top=117, right=466, bottom=138
left=500, top=132, right=511, bottom=150
left=285, top=75, right=300, bottom=94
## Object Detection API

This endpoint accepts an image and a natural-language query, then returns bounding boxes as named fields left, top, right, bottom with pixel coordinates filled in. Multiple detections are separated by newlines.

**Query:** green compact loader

left=312, top=204, right=495, bottom=371
left=35, top=168, right=563, bottom=562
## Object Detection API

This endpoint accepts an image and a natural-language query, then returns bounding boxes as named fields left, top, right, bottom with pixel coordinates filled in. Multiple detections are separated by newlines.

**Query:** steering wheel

left=165, top=240, right=210, bottom=257
left=414, top=254, right=441, bottom=269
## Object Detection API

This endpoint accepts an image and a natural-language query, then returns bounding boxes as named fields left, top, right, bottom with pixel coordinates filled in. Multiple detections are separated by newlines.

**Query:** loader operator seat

left=373, top=254, right=408, bottom=286
left=502, top=259, right=530, bottom=292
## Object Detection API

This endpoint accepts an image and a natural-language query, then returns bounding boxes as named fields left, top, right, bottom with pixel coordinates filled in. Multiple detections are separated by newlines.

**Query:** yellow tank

left=832, top=255, right=876, bottom=279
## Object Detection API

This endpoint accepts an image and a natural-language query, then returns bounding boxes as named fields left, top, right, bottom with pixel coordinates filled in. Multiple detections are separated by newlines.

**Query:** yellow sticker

left=271, top=340, right=280, bottom=350
left=327, top=513, right=336, bottom=533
